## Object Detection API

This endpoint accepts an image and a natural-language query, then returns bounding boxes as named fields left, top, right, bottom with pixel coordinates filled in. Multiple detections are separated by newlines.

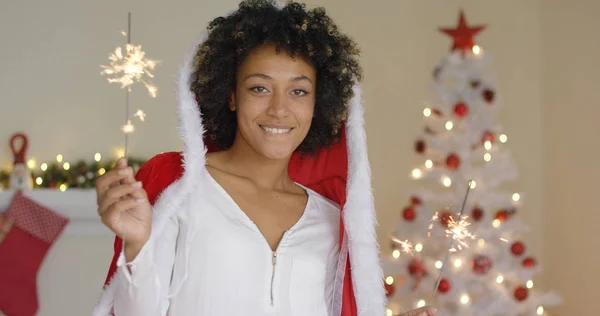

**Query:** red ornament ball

left=445, top=153, right=461, bottom=170
left=440, top=212, right=454, bottom=228
left=453, top=102, right=469, bottom=117
left=472, top=206, right=484, bottom=221
left=522, top=257, right=537, bottom=267
left=471, top=255, right=493, bottom=275
left=384, top=282, right=395, bottom=297
left=415, top=140, right=426, bottom=154
left=410, top=196, right=422, bottom=206
left=437, top=278, right=451, bottom=293
left=514, top=286, right=528, bottom=301
left=482, top=130, right=496, bottom=143
left=402, top=207, right=416, bottom=221
left=408, top=259, right=427, bottom=277
left=511, top=241, right=525, bottom=256
left=495, top=208, right=516, bottom=222
left=483, top=89, right=495, bottom=103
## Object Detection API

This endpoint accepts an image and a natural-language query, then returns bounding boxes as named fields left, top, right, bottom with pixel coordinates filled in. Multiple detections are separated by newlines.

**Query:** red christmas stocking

left=0, top=191, right=69, bottom=316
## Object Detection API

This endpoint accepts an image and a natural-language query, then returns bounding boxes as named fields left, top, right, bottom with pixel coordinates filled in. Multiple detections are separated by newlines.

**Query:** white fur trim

left=344, top=85, right=387, bottom=315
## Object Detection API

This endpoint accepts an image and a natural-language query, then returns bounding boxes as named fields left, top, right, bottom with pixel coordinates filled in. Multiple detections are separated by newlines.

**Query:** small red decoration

left=408, top=259, right=427, bottom=277
left=483, top=89, right=495, bottom=103
left=471, top=255, right=492, bottom=274
left=511, top=241, right=525, bottom=256
left=403, top=207, right=416, bottom=221
left=446, top=153, right=461, bottom=170
left=514, top=286, right=528, bottom=301
left=437, top=278, right=451, bottom=293
left=495, top=208, right=516, bottom=222
left=522, top=257, right=537, bottom=267
left=472, top=206, right=484, bottom=221
left=410, top=196, right=422, bottom=205
left=385, top=282, right=395, bottom=297
left=440, top=211, right=454, bottom=228
left=482, top=130, right=496, bottom=143
left=453, top=102, right=468, bottom=117
left=439, top=10, right=486, bottom=56
left=415, top=140, right=426, bottom=154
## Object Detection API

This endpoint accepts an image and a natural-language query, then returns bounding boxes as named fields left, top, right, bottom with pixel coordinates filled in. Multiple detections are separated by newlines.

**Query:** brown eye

left=250, top=86, right=269, bottom=93
left=292, top=89, right=308, bottom=96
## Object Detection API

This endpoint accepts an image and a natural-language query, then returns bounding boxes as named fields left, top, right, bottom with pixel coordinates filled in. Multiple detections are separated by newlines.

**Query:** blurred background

left=0, top=0, right=598, bottom=315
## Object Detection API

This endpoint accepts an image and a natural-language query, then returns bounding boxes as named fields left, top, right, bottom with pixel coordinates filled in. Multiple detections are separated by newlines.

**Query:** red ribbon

left=10, top=133, right=28, bottom=165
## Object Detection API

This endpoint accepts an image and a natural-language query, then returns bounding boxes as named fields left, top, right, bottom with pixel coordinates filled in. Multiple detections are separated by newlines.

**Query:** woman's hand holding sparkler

left=96, top=158, right=152, bottom=262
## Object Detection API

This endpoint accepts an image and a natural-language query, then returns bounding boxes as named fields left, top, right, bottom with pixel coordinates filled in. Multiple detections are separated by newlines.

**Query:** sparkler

left=391, top=237, right=415, bottom=256
left=431, top=180, right=476, bottom=300
left=101, top=12, right=158, bottom=158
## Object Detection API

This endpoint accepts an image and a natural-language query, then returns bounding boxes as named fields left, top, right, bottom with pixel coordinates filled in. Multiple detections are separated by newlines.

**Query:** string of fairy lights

left=0, top=152, right=147, bottom=191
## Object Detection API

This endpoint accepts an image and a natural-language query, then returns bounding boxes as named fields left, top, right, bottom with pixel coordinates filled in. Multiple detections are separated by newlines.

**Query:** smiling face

left=230, top=44, right=317, bottom=160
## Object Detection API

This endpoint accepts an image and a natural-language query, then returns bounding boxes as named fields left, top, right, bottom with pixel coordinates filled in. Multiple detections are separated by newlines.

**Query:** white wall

left=541, top=0, right=600, bottom=314
left=0, top=0, right=596, bottom=315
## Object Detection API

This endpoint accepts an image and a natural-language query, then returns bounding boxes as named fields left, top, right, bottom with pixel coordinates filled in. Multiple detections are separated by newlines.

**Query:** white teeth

left=261, top=126, right=291, bottom=134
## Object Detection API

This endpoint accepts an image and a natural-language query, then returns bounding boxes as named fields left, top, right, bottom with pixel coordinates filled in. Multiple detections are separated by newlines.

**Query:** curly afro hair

left=190, top=0, right=363, bottom=154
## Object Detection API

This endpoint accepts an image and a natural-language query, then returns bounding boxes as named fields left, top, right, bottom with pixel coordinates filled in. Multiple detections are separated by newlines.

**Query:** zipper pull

left=272, top=251, right=277, bottom=265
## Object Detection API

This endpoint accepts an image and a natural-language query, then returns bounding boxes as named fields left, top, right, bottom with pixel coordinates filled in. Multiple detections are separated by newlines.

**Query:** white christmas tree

left=382, top=10, right=561, bottom=316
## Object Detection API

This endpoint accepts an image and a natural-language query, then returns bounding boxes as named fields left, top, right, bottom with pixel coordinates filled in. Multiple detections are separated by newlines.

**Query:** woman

left=93, top=1, right=436, bottom=315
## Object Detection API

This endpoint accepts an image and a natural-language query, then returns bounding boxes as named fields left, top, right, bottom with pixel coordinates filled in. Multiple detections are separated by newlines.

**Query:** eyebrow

left=244, top=73, right=313, bottom=83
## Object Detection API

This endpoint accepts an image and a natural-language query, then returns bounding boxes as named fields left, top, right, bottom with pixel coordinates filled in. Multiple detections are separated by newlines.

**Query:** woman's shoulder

left=135, top=151, right=185, bottom=205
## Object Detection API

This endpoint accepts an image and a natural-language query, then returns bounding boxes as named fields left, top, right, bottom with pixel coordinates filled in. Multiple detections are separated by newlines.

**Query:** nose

left=266, top=90, right=289, bottom=118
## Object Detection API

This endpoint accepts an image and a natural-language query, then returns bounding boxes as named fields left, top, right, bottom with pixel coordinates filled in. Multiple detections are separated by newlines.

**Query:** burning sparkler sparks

left=101, top=12, right=158, bottom=158
left=133, top=109, right=147, bottom=121
left=444, top=213, right=475, bottom=252
left=101, top=37, right=158, bottom=97
left=122, top=109, right=147, bottom=134
left=391, top=237, right=415, bottom=256
left=432, top=180, right=476, bottom=300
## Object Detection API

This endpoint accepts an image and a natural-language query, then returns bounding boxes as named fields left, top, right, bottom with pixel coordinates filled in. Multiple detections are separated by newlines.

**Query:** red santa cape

left=93, top=26, right=386, bottom=316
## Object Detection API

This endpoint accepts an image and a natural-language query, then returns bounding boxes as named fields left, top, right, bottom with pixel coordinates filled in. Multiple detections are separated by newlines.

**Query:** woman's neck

left=219, top=140, right=293, bottom=192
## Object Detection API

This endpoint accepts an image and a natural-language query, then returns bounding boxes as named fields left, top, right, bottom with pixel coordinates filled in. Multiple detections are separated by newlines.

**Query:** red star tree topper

left=439, top=10, right=486, bottom=56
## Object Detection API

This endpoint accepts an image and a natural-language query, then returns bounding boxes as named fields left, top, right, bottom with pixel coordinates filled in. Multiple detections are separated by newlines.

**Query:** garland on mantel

left=0, top=157, right=147, bottom=190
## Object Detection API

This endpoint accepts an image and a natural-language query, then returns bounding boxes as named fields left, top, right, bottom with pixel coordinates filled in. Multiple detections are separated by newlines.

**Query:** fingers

left=118, top=158, right=137, bottom=185
left=97, top=181, right=144, bottom=216
left=100, top=197, right=144, bottom=227
left=96, top=160, right=136, bottom=202
left=109, top=158, right=129, bottom=189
